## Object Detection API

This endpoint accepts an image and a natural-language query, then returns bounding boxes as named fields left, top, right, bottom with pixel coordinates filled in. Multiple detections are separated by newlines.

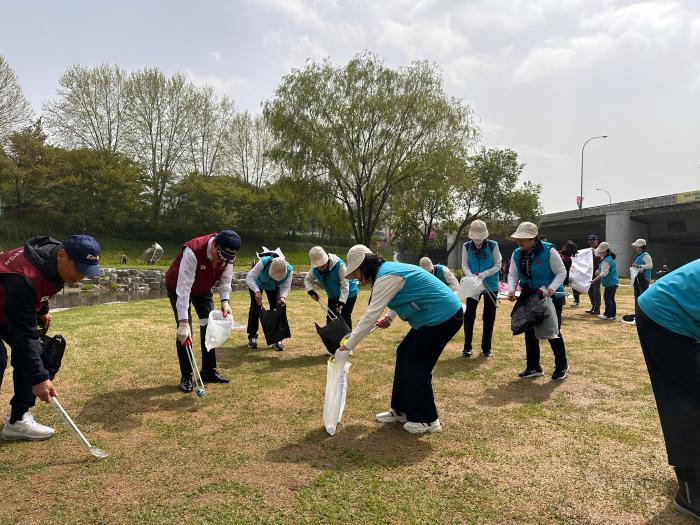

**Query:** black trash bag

left=510, top=292, right=549, bottom=335
left=40, top=333, right=66, bottom=380
left=315, top=317, right=351, bottom=355
left=259, top=304, right=291, bottom=346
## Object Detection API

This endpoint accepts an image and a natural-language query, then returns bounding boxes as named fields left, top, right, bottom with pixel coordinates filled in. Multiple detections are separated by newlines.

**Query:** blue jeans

left=603, top=285, right=618, bottom=318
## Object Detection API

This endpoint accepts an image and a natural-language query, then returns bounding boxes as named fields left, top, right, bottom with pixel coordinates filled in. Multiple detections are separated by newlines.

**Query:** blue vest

left=464, top=240, right=499, bottom=292
left=600, top=255, right=619, bottom=287
left=256, top=256, right=293, bottom=291
left=312, top=258, right=359, bottom=300
left=433, top=264, right=446, bottom=284
left=638, top=258, right=700, bottom=342
left=376, top=262, right=462, bottom=329
left=633, top=251, right=652, bottom=282
left=512, top=241, right=565, bottom=294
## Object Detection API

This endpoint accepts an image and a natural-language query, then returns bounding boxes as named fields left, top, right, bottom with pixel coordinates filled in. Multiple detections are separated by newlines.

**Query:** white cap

left=419, top=257, right=433, bottom=271
left=631, top=239, right=647, bottom=248
left=308, top=246, right=329, bottom=268
left=345, top=244, right=373, bottom=275
left=468, top=220, right=489, bottom=241
left=594, top=242, right=610, bottom=256
left=269, top=258, right=289, bottom=281
left=510, top=222, right=539, bottom=239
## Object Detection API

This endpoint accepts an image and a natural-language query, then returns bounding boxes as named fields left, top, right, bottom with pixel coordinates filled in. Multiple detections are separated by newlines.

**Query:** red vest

left=165, top=234, right=227, bottom=297
left=0, top=247, right=61, bottom=324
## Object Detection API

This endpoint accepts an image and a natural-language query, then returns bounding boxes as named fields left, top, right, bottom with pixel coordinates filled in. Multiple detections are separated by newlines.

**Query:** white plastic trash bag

left=570, top=248, right=593, bottom=294
left=457, top=275, right=484, bottom=302
left=205, top=310, right=234, bottom=350
left=629, top=267, right=641, bottom=287
left=323, top=356, right=351, bottom=436
left=534, top=296, right=559, bottom=340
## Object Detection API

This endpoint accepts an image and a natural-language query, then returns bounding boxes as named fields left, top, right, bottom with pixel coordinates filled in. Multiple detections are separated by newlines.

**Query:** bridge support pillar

left=605, top=211, right=648, bottom=277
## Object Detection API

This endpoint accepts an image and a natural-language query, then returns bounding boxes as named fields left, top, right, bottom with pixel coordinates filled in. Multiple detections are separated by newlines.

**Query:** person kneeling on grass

left=507, top=222, right=569, bottom=380
left=0, top=235, right=101, bottom=440
left=635, top=258, right=700, bottom=521
left=335, top=245, right=463, bottom=434
left=305, top=246, right=358, bottom=329
left=164, top=230, right=240, bottom=393
left=245, top=251, right=292, bottom=351
left=590, top=242, right=619, bottom=321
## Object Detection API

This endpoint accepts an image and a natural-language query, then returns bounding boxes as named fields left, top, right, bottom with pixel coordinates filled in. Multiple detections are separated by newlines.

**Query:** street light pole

left=579, top=135, right=608, bottom=210
left=596, top=187, right=612, bottom=204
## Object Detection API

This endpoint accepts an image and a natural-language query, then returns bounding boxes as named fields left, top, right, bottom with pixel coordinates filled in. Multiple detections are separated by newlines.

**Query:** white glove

left=334, top=346, right=350, bottom=366
left=177, top=323, right=191, bottom=344
left=221, top=300, right=232, bottom=318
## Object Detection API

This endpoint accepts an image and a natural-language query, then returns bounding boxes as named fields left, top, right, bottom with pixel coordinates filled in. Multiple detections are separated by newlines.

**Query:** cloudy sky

left=2, top=0, right=699, bottom=213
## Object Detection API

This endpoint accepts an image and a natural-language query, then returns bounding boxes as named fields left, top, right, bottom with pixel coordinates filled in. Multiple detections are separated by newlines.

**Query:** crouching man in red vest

left=165, top=230, right=241, bottom=393
left=0, top=235, right=101, bottom=441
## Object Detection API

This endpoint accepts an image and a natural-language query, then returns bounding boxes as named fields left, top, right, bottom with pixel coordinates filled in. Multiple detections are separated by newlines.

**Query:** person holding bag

left=305, top=246, right=358, bottom=329
left=622, top=239, right=653, bottom=325
left=507, top=222, right=568, bottom=380
left=590, top=242, right=619, bottom=321
left=460, top=220, right=501, bottom=358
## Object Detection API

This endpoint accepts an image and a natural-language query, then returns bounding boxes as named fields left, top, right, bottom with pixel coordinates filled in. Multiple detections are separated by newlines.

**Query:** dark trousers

left=636, top=306, right=700, bottom=468
left=525, top=296, right=567, bottom=371
left=167, top=288, right=217, bottom=377
left=463, top=291, right=497, bottom=351
left=0, top=326, right=36, bottom=418
left=633, top=275, right=649, bottom=301
left=603, top=285, right=618, bottom=318
left=572, top=289, right=581, bottom=304
left=588, top=280, right=601, bottom=311
left=247, top=289, right=279, bottom=338
left=391, top=308, right=462, bottom=423
left=327, top=295, right=357, bottom=330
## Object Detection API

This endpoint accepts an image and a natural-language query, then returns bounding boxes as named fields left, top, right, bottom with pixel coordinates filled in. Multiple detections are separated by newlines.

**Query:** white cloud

left=185, top=71, right=251, bottom=99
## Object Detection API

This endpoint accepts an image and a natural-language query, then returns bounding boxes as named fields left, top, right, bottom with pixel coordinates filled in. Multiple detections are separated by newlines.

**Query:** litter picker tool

left=185, top=342, right=206, bottom=398
left=50, top=397, right=108, bottom=459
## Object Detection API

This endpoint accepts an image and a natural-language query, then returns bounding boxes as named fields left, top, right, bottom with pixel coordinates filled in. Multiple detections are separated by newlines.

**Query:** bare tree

left=224, top=110, right=277, bottom=188
left=187, top=86, right=234, bottom=177
left=123, top=68, right=197, bottom=223
left=43, top=64, right=126, bottom=153
left=0, top=55, right=33, bottom=143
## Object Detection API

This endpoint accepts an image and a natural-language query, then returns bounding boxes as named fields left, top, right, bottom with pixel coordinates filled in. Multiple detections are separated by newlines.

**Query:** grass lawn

left=0, top=286, right=692, bottom=524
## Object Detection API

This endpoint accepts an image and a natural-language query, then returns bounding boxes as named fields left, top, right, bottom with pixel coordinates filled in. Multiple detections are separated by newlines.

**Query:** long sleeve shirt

left=0, top=274, right=49, bottom=385
left=175, top=238, right=233, bottom=321
left=634, top=253, right=653, bottom=270
left=344, top=275, right=404, bottom=351
left=439, top=266, right=460, bottom=292
left=507, top=247, right=567, bottom=292
left=599, top=260, right=611, bottom=277
left=245, top=259, right=293, bottom=298
left=461, top=242, right=503, bottom=280
left=303, top=255, right=351, bottom=303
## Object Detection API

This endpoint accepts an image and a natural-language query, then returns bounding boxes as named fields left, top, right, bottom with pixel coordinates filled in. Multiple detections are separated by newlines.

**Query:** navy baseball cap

left=215, top=230, right=241, bottom=262
left=587, top=234, right=599, bottom=241
left=63, top=235, right=101, bottom=276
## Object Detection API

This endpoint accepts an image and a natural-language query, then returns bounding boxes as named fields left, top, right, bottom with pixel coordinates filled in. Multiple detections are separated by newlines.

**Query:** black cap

left=587, top=234, right=599, bottom=241
left=63, top=235, right=101, bottom=276
left=215, top=230, right=241, bottom=262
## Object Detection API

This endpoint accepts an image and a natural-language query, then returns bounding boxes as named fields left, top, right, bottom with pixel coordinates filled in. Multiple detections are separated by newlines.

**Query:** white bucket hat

left=510, top=222, right=539, bottom=239
left=631, top=238, right=647, bottom=248
left=468, top=220, right=489, bottom=241
left=345, top=244, right=373, bottom=276
left=269, top=258, right=289, bottom=281
left=419, top=256, right=433, bottom=271
left=308, top=246, right=329, bottom=268
left=594, top=242, right=610, bottom=256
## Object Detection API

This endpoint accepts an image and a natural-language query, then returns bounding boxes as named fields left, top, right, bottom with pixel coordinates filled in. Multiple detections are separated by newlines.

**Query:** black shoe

left=675, top=481, right=700, bottom=520
left=247, top=337, right=258, bottom=349
left=272, top=342, right=284, bottom=352
left=201, top=368, right=230, bottom=383
left=552, top=368, right=568, bottom=380
left=179, top=375, right=193, bottom=393
left=518, top=367, right=544, bottom=378
left=462, top=347, right=473, bottom=357
left=481, top=349, right=492, bottom=358
left=585, top=309, right=600, bottom=315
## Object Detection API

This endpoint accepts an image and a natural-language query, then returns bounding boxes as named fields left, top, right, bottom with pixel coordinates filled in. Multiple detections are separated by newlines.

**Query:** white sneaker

left=403, top=419, right=442, bottom=434
left=376, top=409, right=407, bottom=424
left=2, top=411, right=55, bottom=441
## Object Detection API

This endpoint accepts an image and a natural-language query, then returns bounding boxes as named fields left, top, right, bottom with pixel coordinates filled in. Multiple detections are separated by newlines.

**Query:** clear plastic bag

left=457, top=275, right=484, bottom=302
left=205, top=310, right=234, bottom=350
left=323, top=356, right=351, bottom=436
left=534, top=296, right=559, bottom=340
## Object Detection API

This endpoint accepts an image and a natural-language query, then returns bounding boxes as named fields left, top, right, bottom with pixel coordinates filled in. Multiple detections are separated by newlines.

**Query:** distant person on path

left=305, top=246, right=358, bottom=329
left=635, top=258, right=700, bottom=520
left=656, top=264, right=670, bottom=279
left=507, top=222, right=569, bottom=380
left=460, top=220, right=501, bottom=358
left=586, top=235, right=602, bottom=315
left=590, top=242, right=619, bottom=321
left=164, top=230, right=240, bottom=392
left=0, top=235, right=101, bottom=441
left=418, top=257, right=459, bottom=292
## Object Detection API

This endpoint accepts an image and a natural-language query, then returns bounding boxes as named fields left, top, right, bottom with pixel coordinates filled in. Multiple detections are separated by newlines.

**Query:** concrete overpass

left=448, top=189, right=700, bottom=277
